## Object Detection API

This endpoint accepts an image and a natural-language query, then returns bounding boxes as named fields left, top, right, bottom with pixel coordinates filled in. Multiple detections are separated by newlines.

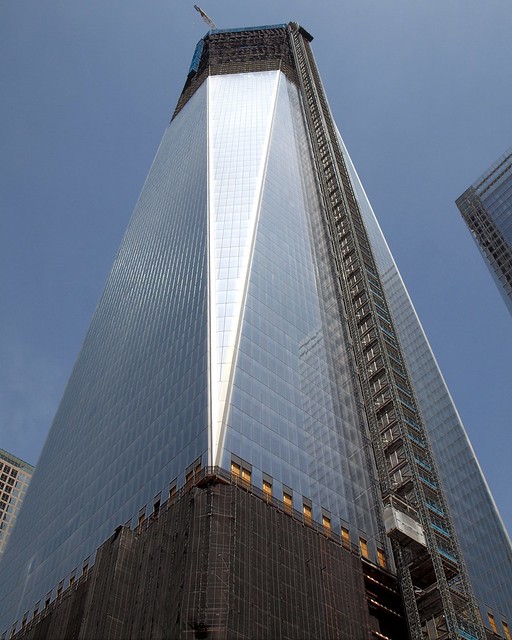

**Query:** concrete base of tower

left=7, top=475, right=408, bottom=640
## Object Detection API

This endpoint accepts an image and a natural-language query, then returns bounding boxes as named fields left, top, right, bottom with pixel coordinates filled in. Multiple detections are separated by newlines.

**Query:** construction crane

left=194, top=5, right=217, bottom=30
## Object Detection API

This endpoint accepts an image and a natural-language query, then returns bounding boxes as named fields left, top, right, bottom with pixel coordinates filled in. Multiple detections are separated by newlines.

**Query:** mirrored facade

left=0, top=81, right=211, bottom=629
left=214, top=72, right=382, bottom=543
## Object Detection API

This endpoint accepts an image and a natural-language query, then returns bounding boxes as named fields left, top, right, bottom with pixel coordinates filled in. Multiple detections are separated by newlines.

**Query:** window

left=283, top=492, right=293, bottom=512
left=263, top=480, right=272, bottom=499
left=359, top=538, right=369, bottom=559
left=231, top=461, right=241, bottom=478
left=341, top=527, right=350, bottom=548
left=377, top=548, right=386, bottom=568
left=185, top=459, right=202, bottom=485
left=303, top=503, right=312, bottom=521
left=137, top=507, right=146, bottom=530
left=502, top=621, right=511, bottom=640
left=168, top=482, right=177, bottom=503
left=387, top=449, right=403, bottom=469
left=241, top=468, right=251, bottom=485
left=57, top=581, right=64, bottom=598
left=322, top=515, right=331, bottom=531
left=488, top=613, right=498, bottom=634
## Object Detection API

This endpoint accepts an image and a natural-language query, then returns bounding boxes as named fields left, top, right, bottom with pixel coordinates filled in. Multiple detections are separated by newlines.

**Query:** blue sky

left=1, top=0, right=511, bottom=535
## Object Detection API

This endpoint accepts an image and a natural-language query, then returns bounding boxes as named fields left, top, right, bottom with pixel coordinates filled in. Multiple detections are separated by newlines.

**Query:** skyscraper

left=456, top=146, right=512, bottom=314
left=0, top=22, right=509, bottom=639
left=0, top=450, right=33, bottom=556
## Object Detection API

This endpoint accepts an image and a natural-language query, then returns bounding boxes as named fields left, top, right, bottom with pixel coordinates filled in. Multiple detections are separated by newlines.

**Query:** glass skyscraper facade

left=0, top=23, right=509, bottom=638
left=456, top=146, right=512, bottom=314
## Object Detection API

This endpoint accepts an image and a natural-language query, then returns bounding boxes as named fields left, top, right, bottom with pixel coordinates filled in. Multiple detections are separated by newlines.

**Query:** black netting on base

left=12, top=479, right=405, bottom=640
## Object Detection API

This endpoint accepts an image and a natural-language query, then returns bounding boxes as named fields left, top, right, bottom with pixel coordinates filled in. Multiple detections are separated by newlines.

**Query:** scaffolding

left=8, top=469, right=402, bottom=640
left=286, top=22, right=484, bottom=640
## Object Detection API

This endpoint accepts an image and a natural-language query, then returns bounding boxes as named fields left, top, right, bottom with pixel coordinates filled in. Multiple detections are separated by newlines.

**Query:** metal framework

left=286, top=22, right=484, bottom=640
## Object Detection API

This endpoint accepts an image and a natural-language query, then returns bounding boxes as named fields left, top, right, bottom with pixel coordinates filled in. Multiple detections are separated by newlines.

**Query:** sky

left=0, top=0, right=511, bottom=536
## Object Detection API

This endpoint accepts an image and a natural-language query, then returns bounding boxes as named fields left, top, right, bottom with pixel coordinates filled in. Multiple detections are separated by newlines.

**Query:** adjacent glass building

left=0, top=450, right=33, bottom=556
left=456, top=146, right=512, bottom=314
left=0, top=23, right=509, bottom=638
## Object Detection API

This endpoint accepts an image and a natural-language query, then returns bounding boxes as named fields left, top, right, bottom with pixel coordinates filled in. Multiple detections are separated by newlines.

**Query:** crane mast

left=193, top=5, right=217, bottom=30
